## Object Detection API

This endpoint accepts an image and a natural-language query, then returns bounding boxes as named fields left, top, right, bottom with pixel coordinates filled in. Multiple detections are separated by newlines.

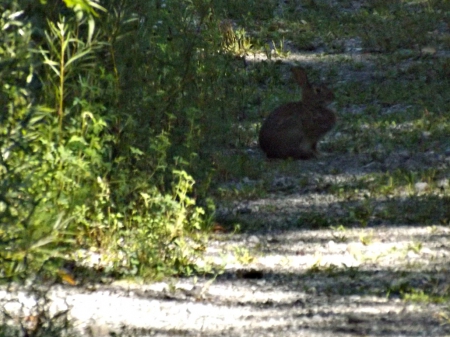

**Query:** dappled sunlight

left=203, top=225, right=450, bottom=273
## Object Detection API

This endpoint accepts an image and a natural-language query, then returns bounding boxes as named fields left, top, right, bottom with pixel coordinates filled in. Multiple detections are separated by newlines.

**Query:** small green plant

left=331, top=225, right=348, bottom=242
left=308, top=259, right=340, bottom=275
left=233, top=246, right=256, bottom=265
left=220, top=22, right=255, bottom=56
left=264, top=38, right=290, bottom=59
left=403, top=289, right=447, bottom=304
left=359, top=232, right=374, bottom=246
left=407, top=242, right=423, bottom=254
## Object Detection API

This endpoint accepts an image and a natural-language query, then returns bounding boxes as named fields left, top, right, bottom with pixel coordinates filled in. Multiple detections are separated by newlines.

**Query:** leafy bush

left=1, top=0, right=254, bottom=281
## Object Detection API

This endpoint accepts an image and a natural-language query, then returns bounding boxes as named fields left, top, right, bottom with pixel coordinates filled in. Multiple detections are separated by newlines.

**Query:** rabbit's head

left=291, top=67, right=334, bottom=106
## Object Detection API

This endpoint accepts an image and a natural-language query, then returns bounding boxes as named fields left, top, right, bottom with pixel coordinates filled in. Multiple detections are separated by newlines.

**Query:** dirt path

left=2, top=222, right=449, bottom=336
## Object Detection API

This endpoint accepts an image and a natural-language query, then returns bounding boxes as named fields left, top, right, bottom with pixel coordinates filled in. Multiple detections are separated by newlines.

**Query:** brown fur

left=259, top=66, right=336, bottom=160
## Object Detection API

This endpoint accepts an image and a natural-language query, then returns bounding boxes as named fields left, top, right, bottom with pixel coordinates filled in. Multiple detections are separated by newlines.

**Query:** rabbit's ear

left=291, top=67, right=309, bottom=88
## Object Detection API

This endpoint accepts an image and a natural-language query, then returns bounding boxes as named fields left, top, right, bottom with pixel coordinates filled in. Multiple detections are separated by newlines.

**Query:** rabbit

left=259, top=66, right=336, bottom=160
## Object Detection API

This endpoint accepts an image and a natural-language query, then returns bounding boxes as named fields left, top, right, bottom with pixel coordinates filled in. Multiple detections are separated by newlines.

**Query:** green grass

left=211, top=0, right=450, bottom=219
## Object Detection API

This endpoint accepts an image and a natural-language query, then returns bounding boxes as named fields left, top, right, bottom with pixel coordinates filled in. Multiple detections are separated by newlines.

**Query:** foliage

left=1, top=0, right=244, bottom=282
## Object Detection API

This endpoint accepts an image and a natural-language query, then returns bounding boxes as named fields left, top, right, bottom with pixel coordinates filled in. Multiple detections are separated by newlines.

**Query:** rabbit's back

left=259, top=102, right=316, bottom=159
left=261, top=102, right=303, bottom=132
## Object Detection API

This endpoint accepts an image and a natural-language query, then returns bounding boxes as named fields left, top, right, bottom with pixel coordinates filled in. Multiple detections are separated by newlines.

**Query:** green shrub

left=1, top=0, right=233, bottom=281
